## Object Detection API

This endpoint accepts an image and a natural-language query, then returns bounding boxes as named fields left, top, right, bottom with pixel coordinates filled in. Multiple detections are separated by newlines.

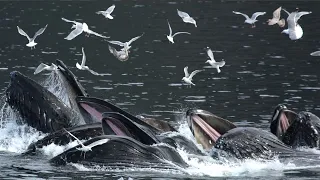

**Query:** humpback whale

left=271, top=104, right=320, bottom=149
left=50, top=135, right=188, bottom=170
left=186, top=109, right=314, bottom=159
left=5, top=71, right=84, bottom=133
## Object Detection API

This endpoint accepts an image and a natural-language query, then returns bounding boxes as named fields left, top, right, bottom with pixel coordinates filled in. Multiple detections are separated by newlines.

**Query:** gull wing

left=86, top=29, right=109, bottom=39
left=106, top=4, right=115, bottom=14
left=189, top=70, right=204, bottom=80
left=232, top=11, right=250, bottom=20
left=273, top=7, right=281, bottom=20
left=108, top=40, right=125, bottom=47
left=184, top=66, right=189, bottom=78
left=206, top=47, right=215, bottom=61
left=64, top=23, right=83, bottom=40
left=282, top=9, right=290, bottom=16
left=217, top=60, right=226, bottom=67
left=61, top=17, right=78, bottom=24
left=81, top=47, right=86, bottom=66
left=87, top=138, right=109, bottom=149
left=108, top=45, right=117, bottom=55
left=128, top=33, right=144, bottom=45
left=251, top=12, right=266, bottom=20
left=310, top=51, right=320, bottom=56
left=172, top=31, right=191, bottom=38
left=167, top=19, right=172, bottom=36
left=32, top=24, right=48, bottom=41
left=34, top=63, right=48, bottom=75
left=87, top=68, right=101, bottom=76
left=64, top=128, right=83, bottom=146
left=17, top=26, right=31, bottom=41
left=177, top=9, right=190, bottom=18
left=294, top=11, right=312, bottom=23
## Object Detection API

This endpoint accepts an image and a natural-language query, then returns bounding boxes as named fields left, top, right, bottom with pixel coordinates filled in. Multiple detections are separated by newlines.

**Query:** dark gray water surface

left=1, top=0, right=320, bottom=179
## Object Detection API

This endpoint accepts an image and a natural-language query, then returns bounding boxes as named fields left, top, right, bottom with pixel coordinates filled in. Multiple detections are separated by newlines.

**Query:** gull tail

left=106, top=14, right=114, bottom=19
left=76, top=62, right=82, bottom=69
left=96, top=11, right=104, bottom=15
left=34, top=63, right=48, bottom=75
left=278, top=19, right=286, bottom=28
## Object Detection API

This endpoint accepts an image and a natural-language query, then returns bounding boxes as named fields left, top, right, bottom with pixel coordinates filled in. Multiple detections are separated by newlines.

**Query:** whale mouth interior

left=275, top=110, right=298, bottom=139
left=79, top=102, right=109, bottom=121
left=103, top=117, right=132, bottom=137
left=192, top=115, right=221, bottom=143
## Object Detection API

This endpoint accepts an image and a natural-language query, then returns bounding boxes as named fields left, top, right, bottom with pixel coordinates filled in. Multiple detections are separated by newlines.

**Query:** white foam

left=0, top=121, right=46, bottom=153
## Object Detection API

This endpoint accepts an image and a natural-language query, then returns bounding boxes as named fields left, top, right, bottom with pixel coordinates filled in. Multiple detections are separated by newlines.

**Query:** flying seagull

left=232, top=11, right=266, bottom=28
left=108, top=45, right=129, bottom=61
left=34, top=63, right=57, bottom=75
left=61, top=17, right=109, bottom=40
left=96, top=4, right=115, bottom=19
left=166, top=20, right=191, bottom=43
left=76, top=47, right=108, bottom=76
left=281, top=9, right=311, bottom=40
left=17, top=24, right=48, bottom=49
left=267, top=7, right=285, bottom=27
left=63, top=128, right=109, bottom=158
left=177, top=9, right=197, bottom=27
left=182, top=66, right=203, bottom=87
left=108, top=33, right=144, bottom=51
left=205, top=47, right=225, bottom=73
left=310, top=51, right=320, bottom=56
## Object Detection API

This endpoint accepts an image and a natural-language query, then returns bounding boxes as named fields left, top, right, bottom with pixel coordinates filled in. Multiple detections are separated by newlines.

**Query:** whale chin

left=6, top=71, right=82, bottom=133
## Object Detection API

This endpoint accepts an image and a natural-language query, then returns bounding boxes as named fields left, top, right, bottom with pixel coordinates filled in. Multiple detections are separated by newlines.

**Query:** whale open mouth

left=186, top=109, right=236, bottom=150
left=101, top=112, right=160, bottom=145
left=270, top=104, right=298, bottom=140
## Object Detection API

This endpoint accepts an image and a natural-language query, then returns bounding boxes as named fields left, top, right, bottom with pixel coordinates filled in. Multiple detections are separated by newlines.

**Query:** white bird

left=34, top=63, right=57, bottom=75
left=177, top=9, right=197, bottom=27
left=205, top=47, right=225, bottom=73
left=166, top=20, right=191, bottom=44
left=108, top=45, right=129, bottom=61
left=61, top=17, right=109, bottom=40
left=63, top=129, right=109, bottom=158
left=17, top=24, right=48, bottom=49
left=232, top=11, right=266, bottom=28
left=281, top=10, right=311, bottom=40
left=182, top=66, right=203, bottom=87
left=76, top=47, right=106, bottom=76
left=108, top=33, right=144, bottom=51
left=310, top=51, right=320, bottom=56
left=267, top=7, right=285, bottom=27
left=96, top=5, right=115, bottom=19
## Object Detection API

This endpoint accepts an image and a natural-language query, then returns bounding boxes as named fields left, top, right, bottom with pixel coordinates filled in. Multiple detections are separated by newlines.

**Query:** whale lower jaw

left=5, top=71, right=81, bottom=133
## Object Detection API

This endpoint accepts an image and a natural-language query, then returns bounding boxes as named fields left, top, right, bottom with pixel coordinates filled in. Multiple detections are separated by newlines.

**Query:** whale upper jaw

left=5, top=71, right=83, bottom=133
left=186, top=109, right=236, bottom=150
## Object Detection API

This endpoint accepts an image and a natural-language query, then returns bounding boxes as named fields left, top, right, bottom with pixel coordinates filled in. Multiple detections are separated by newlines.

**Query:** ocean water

left=0, top=0, right=320, bottom=179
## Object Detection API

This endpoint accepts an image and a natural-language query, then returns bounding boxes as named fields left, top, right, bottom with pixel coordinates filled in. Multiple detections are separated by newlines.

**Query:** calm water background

left=0, top=0, right=320, bottom=179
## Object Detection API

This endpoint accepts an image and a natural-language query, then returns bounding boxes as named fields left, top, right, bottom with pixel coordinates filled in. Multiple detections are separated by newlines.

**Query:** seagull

left=205, top=47, right=225, bottom=73
left=61, top=17, right=109, bottom=40
left=177, top=9, right=197, bottom=27
left=34, top=63, right=57, bottom=75
left=182, top=66, right=203, bottom=87
left=232, top=11, right=266, bottom=28
left=63, top=129, right=109, bottom=159
left=108, top=45, right=129, bottom=61
left=267, top=7, right=285, bottom=27
left=281, top=9, right=311, bottom=40
left=76, top=47, right=107, bottom=76
left=17, top=24, right=48, bottom=49
left=166, top=20, right=191, bottom=44
left=96, top=4, right=115, bottom=19
left=108, top=33, right=144, bottom=51
left=310, top=51, right=320, bottom=56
